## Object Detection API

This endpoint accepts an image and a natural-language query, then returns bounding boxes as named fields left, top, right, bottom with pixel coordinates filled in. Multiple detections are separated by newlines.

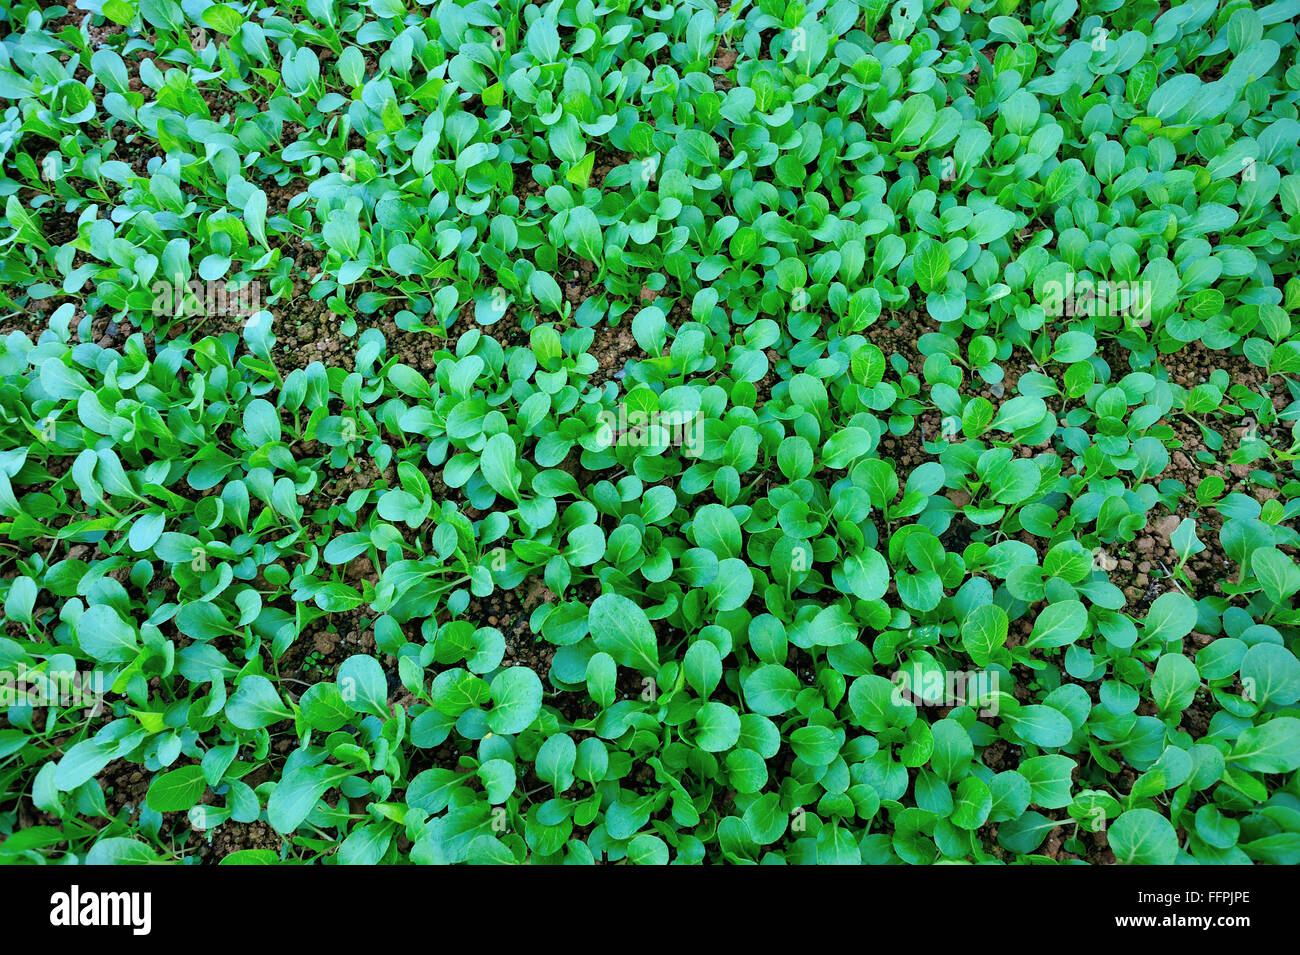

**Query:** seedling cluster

left=0, top=0, right=1298, bottom=865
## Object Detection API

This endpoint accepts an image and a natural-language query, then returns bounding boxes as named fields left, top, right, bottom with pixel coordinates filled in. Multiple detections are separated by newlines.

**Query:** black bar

left=2, top=864, right=1276, bottom=943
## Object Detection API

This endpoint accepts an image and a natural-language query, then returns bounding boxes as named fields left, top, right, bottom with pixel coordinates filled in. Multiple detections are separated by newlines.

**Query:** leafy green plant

left=0, top=0, right=1298, bottom=868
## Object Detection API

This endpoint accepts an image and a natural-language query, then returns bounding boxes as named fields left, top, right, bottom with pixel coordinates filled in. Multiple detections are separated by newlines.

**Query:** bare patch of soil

left=209, top=820, right=283, bottom=862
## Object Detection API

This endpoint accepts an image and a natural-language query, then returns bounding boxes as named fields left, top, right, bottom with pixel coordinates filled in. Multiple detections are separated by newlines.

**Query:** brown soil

left=591, top=150, right=633, bottom=191
left=270, top=277, right=449, bottom=376
left=280, top=603, right=377, bottom=684
left=751, top=347, right=783, bottom=407
left=864, top=310, right=927, bottom=377
left=210, top=820, right=283, bottom=862
left=464, top=576, right=560, bottom=676
left=713, top=48, right=739, bottom=92
left=98, top=758, right=153, bottom=819
left=586, top=320, right=641, bottom=389
left=512, top=163, right=547, bottom=207
left=563, top=257, right=604, bottom=310
left=981, top=738, right=1020, bottom=771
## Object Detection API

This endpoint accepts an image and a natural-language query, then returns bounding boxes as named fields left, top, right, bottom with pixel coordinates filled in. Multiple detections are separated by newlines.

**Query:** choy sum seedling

left=0, top=0, right=1298, bottom=867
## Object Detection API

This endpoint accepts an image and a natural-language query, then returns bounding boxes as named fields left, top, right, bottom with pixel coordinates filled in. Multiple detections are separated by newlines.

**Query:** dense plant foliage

left=1, top=0, right=1299, bottom=865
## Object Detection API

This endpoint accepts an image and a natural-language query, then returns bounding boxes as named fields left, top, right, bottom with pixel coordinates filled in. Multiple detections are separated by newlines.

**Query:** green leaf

left=1109, top=809, right=1179, bottom=864
left=848, top=674, right=913, bottom=731
left=1151, top=653, right=1200, bottom=716
left=146, top=765, right=207, bottom=813
left=991, top=395, right=1048, bottom=434
left=1044, top=158, right=1087, bottom=204
left=694, top=702, right=741, bottom=752
left=75, top=604, right=138, bottom=663
left=535, top=733, right=577, bottom=791
left=1240, top=644, right=1300, bottom=707
left=337, top=655, right=390, bottom=720
left=930, top=719, right=973, bottom=783
left=268, top=764, right=350, bottom=835
left=488, top=667, right=543, bottom=735
left=1253, top=547, right=1300, bottom=603
left=962, top=604, right=1008, bottom=667
left=219, top=849, right=280, bottom=865
left=480, top=433, right=522, bottom=503
left=529, top=271, right=563, bottom=314
left=565, top=206, right=603, bottom=261
left=743, top=665, right=801, bottom=716
left=1018, top=755, right=1075, bottom=809
left=743, top=792, right=788, bottom=844
left=1003, top=705, right=1073, bottom=748
left=822, top=427, right=873, bottom=469
left=627, top=833, right=670, bottom=864
left=85, top=838, right=162, bottom=865
left=586, top=652, right=617, bottom=709
left=1229, top=718, right=1300, bottom=773
left=914, top=241, right=950, bottom=294
left=1025, top=600, right=1087, bottom=650
left=525, top=16, right=561, bottom=61
left=54, top=737, right=118, bottom=792
left=692, top=504, right=742, bottom=558
left=589, top=593, right=659, bottom=674
left=226, top=675, right=293, bottom=730
left=951, top=777, right=992, bottom=830
left=788, top=598, right=855, bottom=647
left=478, top=759, right=517, bottom=803
left=202, top=3, right=245, bottom=34
left=298, top=683, right=352, bottom=732
left=1141, top=592, right=1198, bottom=642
